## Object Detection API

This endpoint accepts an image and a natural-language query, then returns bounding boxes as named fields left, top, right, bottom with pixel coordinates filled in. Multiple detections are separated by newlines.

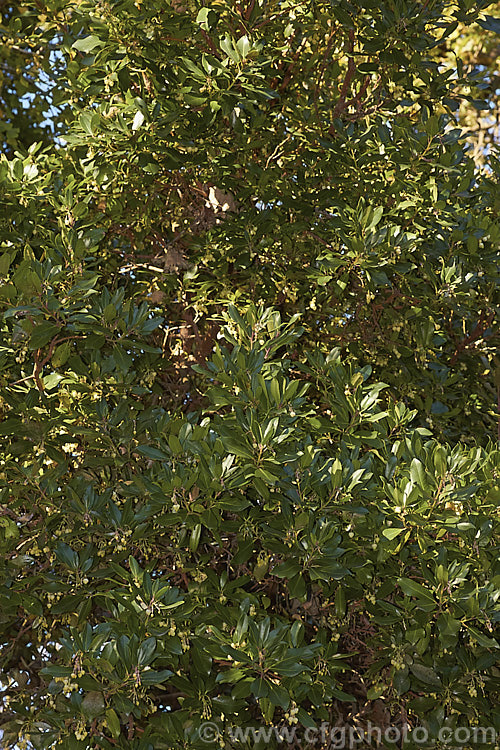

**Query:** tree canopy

left=0, top=1, right=499, bottom=748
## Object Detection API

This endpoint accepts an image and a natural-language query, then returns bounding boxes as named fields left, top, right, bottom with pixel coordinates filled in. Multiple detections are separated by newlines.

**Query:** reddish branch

left=254, top=7, right=301, bottom=30
left=245, top=0, right=256, bottom=22
left=200, top=28, right=222, bottom=59
left=267, top=31, right=305, bottom=99
left=345, top=74, right=370, bottom=112
left=303, top=229, right=335, bottom=248
left=33, top=335, right=78, bottom=392
left=314, top=27, right=339, bottom=119
left=315, top=28, right=337, bottom=100
left=278, top=38, right=307, bottom=94
left=329, top=29, right=356, bottom=130
left=497, top=385, right=500, bottom=441
left=449, top=311, right=495, bottom=365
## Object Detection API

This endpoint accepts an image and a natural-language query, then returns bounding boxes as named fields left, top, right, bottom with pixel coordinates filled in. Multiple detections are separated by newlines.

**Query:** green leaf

left=105, top=708, right=121, bottom=739
left=382, top=527, right=405, bottom=540
left=220, top=35, right=240, bottom=62
left=465, top=626, right=499, bottom=649
left=168, top=434, right=183, bottom=454
left=273, top=560, right=302, bottom=578
left=136, top=445, right=168, bottom=460
left=180, top=57, right=206, bottom=80
left=196, top=8, right=217, bottom=30
left=410, top=664, right=441, bottom=687
left=72, top=35, right=104, bottom=53
left=103, top=303, right=116, bottom=322
left=138, top=637, right=156, bottom=666
left=81, top=691, right=105, bottom=719
left=366, top=686, right=385, bottom=700
left=236, top=35, right=251, bottom=60
left=370, top=205, right=384, bottom=229
left=410, top=458, right=426, bottom=489
left=132, top=111, right=145, bottom=131
left=477, top=15, right=500, bottom=33
left=0, top=253, right=12, bottom=276
left=0, top=517, right=20, bottom=541
left=189, top=523, right=202, bottom=552
left=254, top=467, right=277, bottom=484
left=41, top=666, right=72, bottom=678
left=220, top=437, right=253, bottom=459
left=217, top=667, right=247, bottom=684
left=331, top=687, right=356, bottom=701
left=398, top=578, right=436, bottom=606
left=55, top=542, right=79, bottom=570
left=1, top=0, right=499, bottom=735
left=393, top=668, right=410, bottom=695
left=274, top=658, right=306, bottom=677
left=140, top=669, right=173, bottom=685
left=52, top=341, right=71, bottom=367
left=29, top=322, right=60, bottom=350
left=335, top=586, right=346, bottom=617
left=437, top=613, right=461, bottom=634
left=332, top=6, right=354, bottom=27
left=267, top=683, right=289, bottom=709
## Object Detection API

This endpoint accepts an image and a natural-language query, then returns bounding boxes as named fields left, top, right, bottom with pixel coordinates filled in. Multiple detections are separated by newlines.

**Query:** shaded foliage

left=0, top=1, right=499, bottom=748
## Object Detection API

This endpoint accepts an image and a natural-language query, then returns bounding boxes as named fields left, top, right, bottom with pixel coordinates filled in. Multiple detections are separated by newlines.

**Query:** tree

left=0, top=1, right=499, bottom=748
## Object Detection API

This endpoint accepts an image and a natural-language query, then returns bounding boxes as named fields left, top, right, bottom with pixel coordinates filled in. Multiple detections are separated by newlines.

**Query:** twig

left=278, top=37, right=307, bottom=94
left=245, top=0, right=256, bottom=22
left=33, top=335, right=79, bottom=392
left=329, top=29, right=357, bottom=130
left=497, top=385, right=500, bottom=441
left=314, top=27, right=337, bottom=110
left=200, top=28, right=222, bottom=59
left=449, top=311, right=495, bottom=365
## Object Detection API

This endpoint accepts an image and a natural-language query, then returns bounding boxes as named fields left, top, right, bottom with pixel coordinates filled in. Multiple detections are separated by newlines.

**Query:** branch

left=497, top=385, right=500, bottom=442
left=33, top=335, right=78, bottom=392
left=449, top=312, right=495, bottom=365
left=278, top=37, right=307, bottom=94
left=329, top=29, right=356, bottom=130
left=200, top=29, right=222, bottom=60
left=245, top=0, right=256, bottom=22
left=314, top=27, right=337, bottom=106
left=345, top=74, right=370, bottom=111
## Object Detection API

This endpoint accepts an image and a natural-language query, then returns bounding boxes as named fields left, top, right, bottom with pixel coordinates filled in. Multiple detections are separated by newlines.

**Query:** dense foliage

left=0, top=1, right=499, bottom=748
